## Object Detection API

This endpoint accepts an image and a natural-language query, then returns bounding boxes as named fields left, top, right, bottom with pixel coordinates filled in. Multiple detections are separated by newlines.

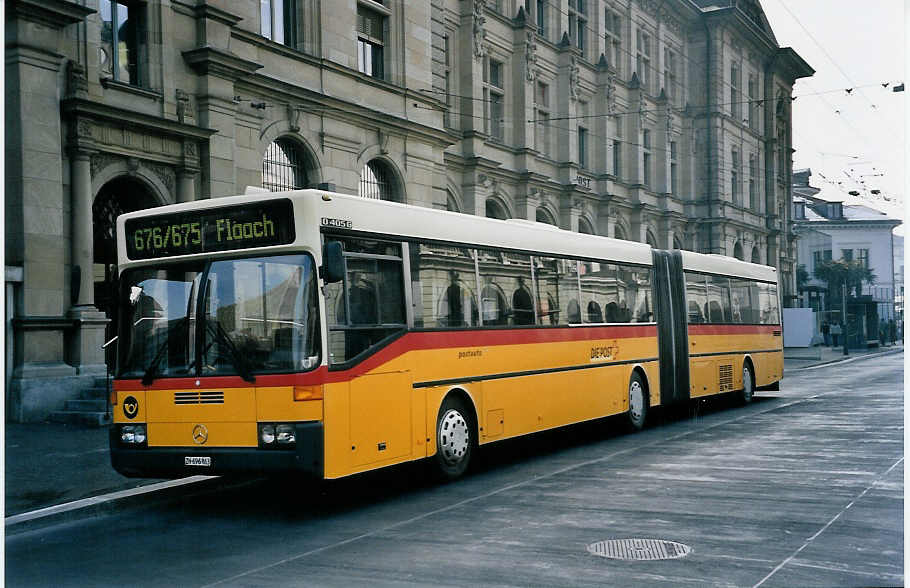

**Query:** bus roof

left=679, top=249, right=778, bottom=282
left=117, top=189, right=777, bottom=282
left=117, top=189, right=654, bottom=267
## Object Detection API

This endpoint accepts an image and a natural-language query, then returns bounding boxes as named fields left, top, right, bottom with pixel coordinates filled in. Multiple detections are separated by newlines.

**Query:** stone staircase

left=48, top=376, right=112, bottom=427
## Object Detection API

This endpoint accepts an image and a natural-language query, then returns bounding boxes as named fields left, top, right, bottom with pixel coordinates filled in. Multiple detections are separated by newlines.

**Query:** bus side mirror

left=322, top=241, right=344, bottom=283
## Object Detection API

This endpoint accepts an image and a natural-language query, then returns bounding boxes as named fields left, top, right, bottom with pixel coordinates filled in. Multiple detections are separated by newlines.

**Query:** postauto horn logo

left=123, top=396, right=139, bottom=419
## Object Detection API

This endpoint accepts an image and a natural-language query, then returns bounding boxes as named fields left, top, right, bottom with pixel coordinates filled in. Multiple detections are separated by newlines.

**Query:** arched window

left=751, top=246, right=761, bottom=264
left=614, top=224, right=627, bottom=240
left=359, top=159, right=396, bottom=201
left=646, top=231, right=658, bottom=248
left=446, top=189, right=460, bottom=212
left=536, top=207, right=556, bottom=225
left=578, top=217, right=595, bottom=235
left=673, top=236, right=684, bottom=251
left=733, top=241, right=744, bottom=261
left=262, top=138, right=307, bottom=191
left=485, top=198, right=509, bottom=220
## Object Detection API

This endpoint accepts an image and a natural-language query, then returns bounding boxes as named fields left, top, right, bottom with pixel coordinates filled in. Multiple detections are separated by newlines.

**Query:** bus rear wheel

left=626, top=372, right=647, bottom=431
left=739, top=363, right=755, bottom=405
left=432, top=395, right=474, bottom=480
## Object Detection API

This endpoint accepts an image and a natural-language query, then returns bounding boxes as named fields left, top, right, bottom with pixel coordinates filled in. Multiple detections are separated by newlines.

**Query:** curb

left=789, top=347, right=903, bottom=371
left=4, top=475, right=226, bottom=536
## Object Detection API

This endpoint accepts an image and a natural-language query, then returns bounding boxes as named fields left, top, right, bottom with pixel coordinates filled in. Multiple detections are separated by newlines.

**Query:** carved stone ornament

left=149, top=163, right=176, bottom=193
left=176, top=89, right=190, bottom=124
left=90, top=153, right=120, bottom=177
left=638, top=92, right=647, bottom=126
left=288, top=104, right=301, bottom=133
left=478, top=173, right=496, bottom=193
left=636, top=0, right=659, bottom=16
left=183, top=140, right=197, bottom=158
left=67, top=61, right=88, bottom=98
left=605, top=74, right=616, bottom=115
left=525, top=32, right=538, bottom=82
left=378, top=129, right=390, bottom=155
left=76, top=119, right=93, bottom=138
left=472, top=0, right=487, bottom=59
left=569, top=56, right=580, bottom=102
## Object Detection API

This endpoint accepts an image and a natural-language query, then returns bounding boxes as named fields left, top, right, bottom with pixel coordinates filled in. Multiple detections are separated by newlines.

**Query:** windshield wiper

left=205, top=320, right=256, bottom=383
left=141, top=317, right=187, bottom=386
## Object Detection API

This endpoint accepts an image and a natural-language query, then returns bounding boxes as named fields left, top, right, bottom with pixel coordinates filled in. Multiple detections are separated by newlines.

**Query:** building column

left=68, top=149, right=109, bottom=375
left=70, top=151, right=95, bottom=308
left=177, top=169, right=197, bottom=203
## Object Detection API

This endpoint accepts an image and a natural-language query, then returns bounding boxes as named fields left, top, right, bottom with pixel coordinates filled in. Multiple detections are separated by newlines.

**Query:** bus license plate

left=184, top=456, right=211, bottom=467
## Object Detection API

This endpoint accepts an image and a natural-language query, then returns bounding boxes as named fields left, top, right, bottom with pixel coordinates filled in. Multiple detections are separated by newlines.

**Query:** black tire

left=739, top=362, right=755, bottom=405
left=627, top=372, right=648, bottom=431
left=432, top=395, right=474, bottom=480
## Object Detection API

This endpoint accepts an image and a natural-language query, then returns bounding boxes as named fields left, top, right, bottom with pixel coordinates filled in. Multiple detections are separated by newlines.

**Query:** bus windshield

left=118, top=254, right=320, bottom=381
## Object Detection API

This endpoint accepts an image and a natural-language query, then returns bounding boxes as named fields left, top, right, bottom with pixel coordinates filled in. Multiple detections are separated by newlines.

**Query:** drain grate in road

left=587, top=538, right=691, bottom=561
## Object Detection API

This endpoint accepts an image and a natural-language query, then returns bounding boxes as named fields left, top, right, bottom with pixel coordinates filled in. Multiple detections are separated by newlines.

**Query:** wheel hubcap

left=439, top=409, right=469, bottom=465
left=629, top=381, right=644, bottom=423
left=743, top=367, right=753, bottom=398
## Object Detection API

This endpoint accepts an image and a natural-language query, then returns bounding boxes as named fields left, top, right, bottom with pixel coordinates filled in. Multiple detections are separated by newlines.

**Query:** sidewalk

left=5, top=422, right=165, bottom=518
left=4, top=343, right=903, bottom=526
left=784, top=341, right=903, bottom=370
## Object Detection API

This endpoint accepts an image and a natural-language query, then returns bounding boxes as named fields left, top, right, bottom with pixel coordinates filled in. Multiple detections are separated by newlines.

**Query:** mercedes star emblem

left=192, top=424, right=209, bottom=445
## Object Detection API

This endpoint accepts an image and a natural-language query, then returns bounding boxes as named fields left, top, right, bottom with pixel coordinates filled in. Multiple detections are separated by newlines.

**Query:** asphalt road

left=6, top=353, right=904, bottom=587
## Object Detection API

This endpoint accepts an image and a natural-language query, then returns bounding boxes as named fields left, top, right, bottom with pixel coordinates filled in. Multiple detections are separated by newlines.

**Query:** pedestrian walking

left=830, top=322, right=842, bottom=347
left=821, top=321, right=830, bottom=346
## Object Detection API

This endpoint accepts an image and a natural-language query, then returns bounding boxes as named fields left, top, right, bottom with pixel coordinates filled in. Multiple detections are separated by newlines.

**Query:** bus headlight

left=259, top=424, right=276, bottom=445
left=259, top=423, right=296, bottom=448
left=120, top=424, right=147, bottom=445
left=276, top=424, right=296, bottom=445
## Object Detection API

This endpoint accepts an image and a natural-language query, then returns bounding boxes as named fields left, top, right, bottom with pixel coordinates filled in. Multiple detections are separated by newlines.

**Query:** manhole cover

left=587, top=538, right=691, bottom=561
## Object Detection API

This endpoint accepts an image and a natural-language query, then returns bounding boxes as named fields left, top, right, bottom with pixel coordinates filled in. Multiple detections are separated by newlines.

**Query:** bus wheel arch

left=740, top=356, right=755, bottom=404
left=626, top=367, right=649, bottom=431
left=431, top=388, right=477, bottom=480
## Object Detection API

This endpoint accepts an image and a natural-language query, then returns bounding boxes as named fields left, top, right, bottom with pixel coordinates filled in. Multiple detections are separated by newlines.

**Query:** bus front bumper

left=109, top=422, right=323, bottom=479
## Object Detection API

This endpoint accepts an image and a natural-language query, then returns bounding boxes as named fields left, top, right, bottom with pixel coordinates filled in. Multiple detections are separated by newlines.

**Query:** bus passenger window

left=512, top=278, right=534, bottom=325
left=685, top=272, right=708, bottom=325
left=708, top=275, right=733, bottom=323
left=325, top=237, right=406, bottom=365
left=476, top=248, right=532, bottom=327
left=413, top=244, right=479, bottom=328
left=580, top=262, right=611, bottom=324
left=533, top=256, right=562, bottom=326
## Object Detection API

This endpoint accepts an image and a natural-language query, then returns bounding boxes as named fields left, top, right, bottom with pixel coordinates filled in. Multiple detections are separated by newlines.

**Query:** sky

left=759, top=0, right=906, bottom=229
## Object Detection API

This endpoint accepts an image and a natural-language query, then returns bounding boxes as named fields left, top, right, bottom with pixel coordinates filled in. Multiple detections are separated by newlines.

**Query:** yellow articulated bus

left=111, top=189, right=782, bottom=480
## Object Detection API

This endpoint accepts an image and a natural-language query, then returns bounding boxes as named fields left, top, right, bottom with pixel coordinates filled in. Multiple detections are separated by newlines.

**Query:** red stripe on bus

left=114, top=324, right=657, bottom=391
left=687, top=324, right=780, bottom=335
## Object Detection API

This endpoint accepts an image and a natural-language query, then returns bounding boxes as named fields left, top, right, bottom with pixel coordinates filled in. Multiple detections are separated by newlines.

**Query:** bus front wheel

left=432, top=395, right=474, bottom=480
left=627, top=372, right=647, bottom=431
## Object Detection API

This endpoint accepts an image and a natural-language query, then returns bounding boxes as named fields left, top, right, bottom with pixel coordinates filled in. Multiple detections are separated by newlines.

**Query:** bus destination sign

left=124, top=199, right=295, bottom=260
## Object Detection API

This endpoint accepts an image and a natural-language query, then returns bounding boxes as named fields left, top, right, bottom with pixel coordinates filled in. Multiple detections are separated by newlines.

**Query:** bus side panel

left=322, top=380, right=352, bottom=479
left=754, top=350, right=783, bottom=387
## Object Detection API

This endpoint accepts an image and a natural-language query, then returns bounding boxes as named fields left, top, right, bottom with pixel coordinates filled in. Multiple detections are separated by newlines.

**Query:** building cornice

left=62, top=98, right=218, bottom=143
left=6, top=0, right=94, bottom=29
left=182, top=46, right=263, bottom=81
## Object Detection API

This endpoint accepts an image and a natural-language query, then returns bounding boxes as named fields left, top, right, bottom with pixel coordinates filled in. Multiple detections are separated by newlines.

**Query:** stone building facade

left=5, top=0, right=811, bottom=421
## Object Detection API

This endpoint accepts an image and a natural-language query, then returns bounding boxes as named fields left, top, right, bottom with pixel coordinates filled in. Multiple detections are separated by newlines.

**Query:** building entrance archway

left=93, top=176, right=159, bottom=365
